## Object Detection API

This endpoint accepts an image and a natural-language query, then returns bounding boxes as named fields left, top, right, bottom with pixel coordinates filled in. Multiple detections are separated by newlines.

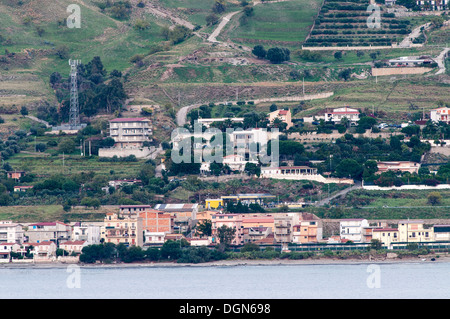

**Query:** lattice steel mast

left=69, top=59, right=81, bottom=129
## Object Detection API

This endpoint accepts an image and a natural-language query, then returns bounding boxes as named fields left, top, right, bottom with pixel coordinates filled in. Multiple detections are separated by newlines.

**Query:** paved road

left=176, top=92, right=334, bottom=126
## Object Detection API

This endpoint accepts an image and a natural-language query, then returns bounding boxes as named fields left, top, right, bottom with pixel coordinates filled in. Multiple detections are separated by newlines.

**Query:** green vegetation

left=78, top=239, right=443, bottom=264
left=305, top=0, right=411, bottom=47
left=224, top=0, right=322, bottom=48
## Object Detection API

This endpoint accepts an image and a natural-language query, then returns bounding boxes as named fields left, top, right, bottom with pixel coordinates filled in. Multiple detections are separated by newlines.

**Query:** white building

left=26, top=241, right=57, bottom=258
left=0, top=221, right=24, bottom=244
left=196, top=117, right=244, bottom=128
left=0, top=243, right=20, bottom=263
left=99, top=117, right=153, bottom=158
left=340, top=219, right=370, bottom=243
left=144, top=231, right=166, bottom=245
left=324, top=107, right=360, bottom=123
left=430, top=107, right=450, bottom=124
left=388, top=56, right=434, bottom=67
left=416, top=0, right=448, bottom=10
left=71, top=222, right=102, bottom=245
left=201, top=154, right=259, bottom=174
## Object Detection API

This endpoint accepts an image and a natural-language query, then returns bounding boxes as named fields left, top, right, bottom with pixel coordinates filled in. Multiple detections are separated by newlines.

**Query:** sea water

left=0, top=262, right=449, bottom=299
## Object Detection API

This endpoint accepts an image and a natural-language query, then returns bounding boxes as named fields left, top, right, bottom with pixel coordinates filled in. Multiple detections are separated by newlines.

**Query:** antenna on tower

left=69, top=59, right=81, bottom=129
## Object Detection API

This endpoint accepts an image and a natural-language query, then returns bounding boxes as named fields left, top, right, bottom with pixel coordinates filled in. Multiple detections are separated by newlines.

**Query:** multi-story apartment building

left=211, top=213, right=244, bottom=245
left=398, top=220, right=434, bottom=243
left=101, top=212, right=143, bottom=247
left=153, top=203, right=198, bottom=233
left=293, top=219, right=323, bottom=244
left=71, top=222, right=102, bottom=245
left=416, top=0, right=448, bottom=10
left=25, top=221, right=71, bottom=244
left=0, top=221, right=24, bottom=244
left=119, top=205, right=153, bottom=217
left=372, top=228, right=400, bottom=249
left=109, top=117, right=152, bottom=149
left=340, top=219, right=370, bottom=243
left=139, top=209, right=174, bottom=234
left=99, top=117, right=152, bottom=158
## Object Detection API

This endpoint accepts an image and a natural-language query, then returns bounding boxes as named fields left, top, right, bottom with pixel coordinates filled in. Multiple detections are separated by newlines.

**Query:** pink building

left=211, top=213, right=244, bottom=245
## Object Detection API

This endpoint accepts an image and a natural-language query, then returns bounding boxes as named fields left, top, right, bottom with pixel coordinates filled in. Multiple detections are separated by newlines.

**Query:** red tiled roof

left=61, top=241, right=86, bottom=246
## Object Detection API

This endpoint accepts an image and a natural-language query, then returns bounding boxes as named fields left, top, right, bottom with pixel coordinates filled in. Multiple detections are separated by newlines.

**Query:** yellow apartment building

left=398, top=220, right=434, bottom=243
left=101, top=212, right=143, bottom=247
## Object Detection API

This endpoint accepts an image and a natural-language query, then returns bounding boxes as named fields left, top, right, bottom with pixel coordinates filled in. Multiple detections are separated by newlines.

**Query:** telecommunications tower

left=69, top=59, right=81, bottom=129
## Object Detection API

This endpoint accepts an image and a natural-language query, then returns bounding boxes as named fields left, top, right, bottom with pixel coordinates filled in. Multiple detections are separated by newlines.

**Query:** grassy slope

left=0, top=0, right=165, bottom=108
left=222, top=0, right=322, bottom=48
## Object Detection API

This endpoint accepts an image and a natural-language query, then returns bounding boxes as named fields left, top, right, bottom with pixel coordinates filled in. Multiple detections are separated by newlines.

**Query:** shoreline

left=2, top=254, right=449, bottom=269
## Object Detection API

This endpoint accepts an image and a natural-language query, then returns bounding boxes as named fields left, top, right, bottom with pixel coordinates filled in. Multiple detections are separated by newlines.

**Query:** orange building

left=139, top=209, right=173, bottom=233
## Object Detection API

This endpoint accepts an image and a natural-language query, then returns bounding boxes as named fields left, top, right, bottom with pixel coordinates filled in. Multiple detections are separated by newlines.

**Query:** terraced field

left=304, top=0, right=412, bottom=47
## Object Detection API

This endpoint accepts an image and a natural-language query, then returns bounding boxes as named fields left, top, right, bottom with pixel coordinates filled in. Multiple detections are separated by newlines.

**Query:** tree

left=244, top=162, right=261, bottom=177
left=212, top=0, right=226, bottom=13
left=334, top=51, right=343, bottom=59
left=216, top=225, right=236, bottom=247
left=160, top=240, right=183, bottom=260
left=266, top=47, right=290, bottom=64
left=197, top=220, right=212, bottom=237
left=427, top=192, right=441, bottom=206
left=49, top=72, right=62, bottom=88
left=252, top=45, right=267, bottom=59
left=370, top=239, right=383, bottom=250
left=168, top=25, right=192, bottom=44
left=58, top=138, right=76, bottom=154
left=80, top=197, right=101, bottom=209
left=338, top=68, right=352, bottom=81
left=335, top=159, right=363, bottom=180
left=206, top=13, right=219, bottom=26
left=20, top=106, right=28, bottom=117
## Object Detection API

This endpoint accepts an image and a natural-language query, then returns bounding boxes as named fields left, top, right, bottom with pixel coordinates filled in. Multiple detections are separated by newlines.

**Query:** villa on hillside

left=376, top=161, right=421, bottom=174
left=324, top=107, right=360, bottom=123
left=430, top=107, right=450, bottom=124
left=267, top=109, right=293, bottom=129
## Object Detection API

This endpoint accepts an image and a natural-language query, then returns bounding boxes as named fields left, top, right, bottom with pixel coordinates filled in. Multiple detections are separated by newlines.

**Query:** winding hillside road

left=176, top=92, right=334, bottom=126
left=435, top=47, right=450, bottom=75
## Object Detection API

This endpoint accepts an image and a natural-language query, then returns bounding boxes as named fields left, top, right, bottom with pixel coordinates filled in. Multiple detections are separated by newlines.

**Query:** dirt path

left=132, top=0, right=195, bottom=30
left=399, top=22, right=431, bottom=48
left=435, top=47, right=450, bottom=75
left=207, top=11, right=240, bottom=43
